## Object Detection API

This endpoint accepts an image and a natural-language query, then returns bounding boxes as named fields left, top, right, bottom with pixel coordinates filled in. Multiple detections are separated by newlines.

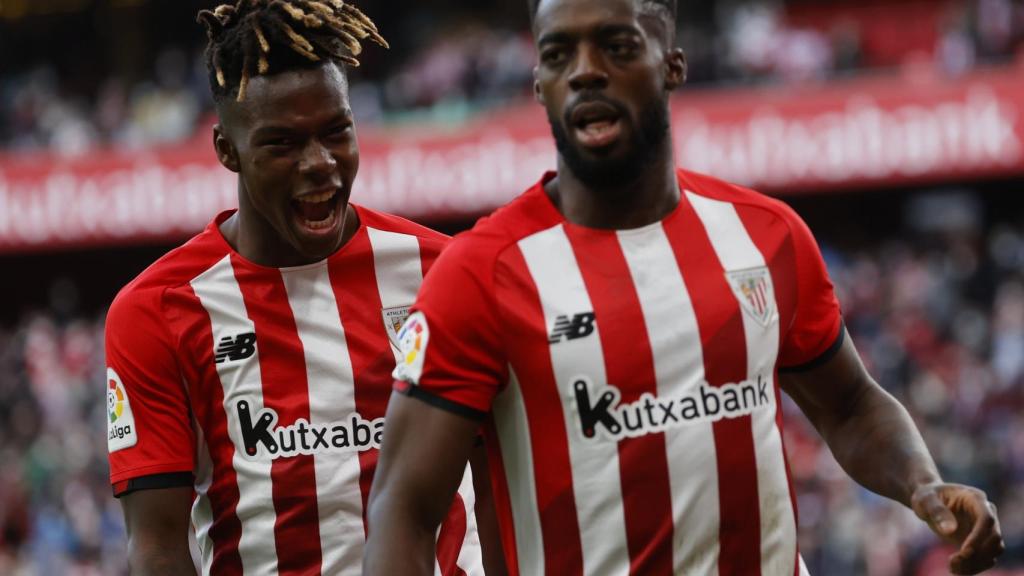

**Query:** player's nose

left=568, top=43, right=609, bottom=92
left=297, top=139, right=338, bottom=176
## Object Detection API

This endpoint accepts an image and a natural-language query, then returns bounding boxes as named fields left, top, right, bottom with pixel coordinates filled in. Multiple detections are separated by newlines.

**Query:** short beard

left=549, top=97, right=671, bottom=193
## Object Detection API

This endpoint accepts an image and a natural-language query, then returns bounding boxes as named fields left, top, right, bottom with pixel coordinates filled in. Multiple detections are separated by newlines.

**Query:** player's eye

left=541, top=47, right=568, bottom=66
left=262, top=137, right=293, bottom=148
left=324, top=124, right=352, bottom=141
left=607, top=40, right=638, bottom=58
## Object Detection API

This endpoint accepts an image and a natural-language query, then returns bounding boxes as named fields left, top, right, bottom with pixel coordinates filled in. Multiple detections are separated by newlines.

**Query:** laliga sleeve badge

left=107, top=368, right=138, bottom=452
left=391, top=311, right=429, bottom=385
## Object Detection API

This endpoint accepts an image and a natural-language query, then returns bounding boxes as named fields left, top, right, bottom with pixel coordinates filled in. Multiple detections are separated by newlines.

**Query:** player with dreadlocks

left=364, top=0, right=1004, bottom=574
left=104, top=1, right=502, bottom=574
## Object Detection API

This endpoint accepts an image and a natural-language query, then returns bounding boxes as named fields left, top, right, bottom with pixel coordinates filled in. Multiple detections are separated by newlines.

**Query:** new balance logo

left=548, top=312, right=597, bottom=343
left=215, top=332, right=257, bottom=364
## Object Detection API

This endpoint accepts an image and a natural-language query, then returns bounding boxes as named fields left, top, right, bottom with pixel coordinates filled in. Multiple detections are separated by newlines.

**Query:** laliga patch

left=726, top=266, right=777, bottom=327
left=381, top=304, right=412, bottom=349
left=107, top=368, right=138, bottom=452
left=392, top=311, right=429, bottom=385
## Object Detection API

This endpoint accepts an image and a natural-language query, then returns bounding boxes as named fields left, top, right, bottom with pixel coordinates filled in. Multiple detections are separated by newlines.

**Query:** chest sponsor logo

left=726, top=267, right=776, bottom=327
left=107, top=368, right=138, bottom=452
left=571, top=374, right=772, bottom=442
left=382, top=305, right=412, bottom=349
left=215, top=332, right=257, bottom=364
left=236, top=400, right=384, bottom=459
left=548, top=312, right=597, bottom=344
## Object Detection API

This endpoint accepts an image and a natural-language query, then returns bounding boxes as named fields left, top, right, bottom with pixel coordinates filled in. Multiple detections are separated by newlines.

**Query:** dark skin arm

left=781, top=328, right=1005, bottom=575
left=120, top=486, right=196, bottom=575
left=364, top=392, right=484, bottom=575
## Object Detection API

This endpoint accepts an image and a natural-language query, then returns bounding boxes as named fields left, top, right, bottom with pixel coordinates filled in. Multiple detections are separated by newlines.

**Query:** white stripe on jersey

left=454, top=466, right=485, bottom=576
left=367, top=225, right=483, bottom=575
left=518, top=225, right=630, bottom=576
left=192, top=255, right=280, bottom=576
left=616, top=226, right=721, bottom=575
left=280, top=262, right=365, bottom=576
left=192, top=413, right=216, bottom=576
left=687, top=191, right=797, bottom=576
left=368, top=227, right=424, bottom=364
left=492, top=367, right=545, bottom=575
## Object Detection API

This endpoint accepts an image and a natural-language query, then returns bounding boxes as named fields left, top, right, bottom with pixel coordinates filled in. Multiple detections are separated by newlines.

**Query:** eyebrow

left=538, top=31, right=573, bottom=47
left=250, top=111, right=353, bottom=138
left=597, top=23, right=644, bottom=38
left=538, top=23, right=643, bottom=46
left=251, top=126, right=296, bottom=138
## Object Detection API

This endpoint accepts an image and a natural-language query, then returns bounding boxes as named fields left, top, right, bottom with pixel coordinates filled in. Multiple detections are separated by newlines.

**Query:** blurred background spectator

left=3, top=0, right=1024, bottom=153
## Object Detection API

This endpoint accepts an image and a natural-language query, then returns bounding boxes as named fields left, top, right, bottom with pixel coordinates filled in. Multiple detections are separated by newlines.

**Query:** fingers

left=949, top=500, right=1005, bottom=575
left=958, top=497, right=997, bottom=552
left=950, top=554, right=996, bottom=575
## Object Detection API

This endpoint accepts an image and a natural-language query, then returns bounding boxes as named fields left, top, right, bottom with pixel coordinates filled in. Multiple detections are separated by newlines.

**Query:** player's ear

left=664, top=47, right=687, bottom=91
left=213, top=125, right=241, bottom=173
left=533, top=66, right=545, bottom=104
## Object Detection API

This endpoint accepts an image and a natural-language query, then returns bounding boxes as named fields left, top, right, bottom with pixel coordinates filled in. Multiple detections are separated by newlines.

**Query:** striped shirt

left=106, top=206, right=483, bottom=575
left=393, top=169, right=842, bottom=576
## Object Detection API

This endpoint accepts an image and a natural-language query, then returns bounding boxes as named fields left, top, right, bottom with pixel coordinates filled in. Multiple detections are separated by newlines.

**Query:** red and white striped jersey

left=394, top=169, right=843, bottom=576
left=105, top=206, right=483, bottom=576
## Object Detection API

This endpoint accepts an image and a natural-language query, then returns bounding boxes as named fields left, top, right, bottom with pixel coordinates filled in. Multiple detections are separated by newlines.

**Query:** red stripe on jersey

left=232, top=258, right=323, bottom=574
left=329, top=230, right=389, bottom=531
left=181, top=282, right=245, bottom=575
left=566, top=229, right=674, bottom=576
left=734, top=205, right=803, bottom=575
left=666, top=198, right=762, bottom=576
left=436, top=493, right=469, bottom=576
left=497, top=244, right=585, bottom=575
left=483, top=418, right=522, bottom=576
left=419, top=236, right=441, bottom=278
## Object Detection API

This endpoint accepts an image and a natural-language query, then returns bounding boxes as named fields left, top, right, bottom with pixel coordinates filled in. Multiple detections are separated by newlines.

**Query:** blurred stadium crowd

left=2, top=0, right=1024, bottom=574
left=3, top=0, right=1023, bottom=155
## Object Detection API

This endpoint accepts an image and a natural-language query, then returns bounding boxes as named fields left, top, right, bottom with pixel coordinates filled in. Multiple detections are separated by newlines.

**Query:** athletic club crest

left=725, top=267, right=776, bottom=327
left=382, top=305, right=412, bottom=348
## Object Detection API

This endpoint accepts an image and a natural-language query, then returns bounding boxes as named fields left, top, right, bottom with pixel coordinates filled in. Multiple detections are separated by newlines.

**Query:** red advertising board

left=0, top=65, right=1021, bottom=253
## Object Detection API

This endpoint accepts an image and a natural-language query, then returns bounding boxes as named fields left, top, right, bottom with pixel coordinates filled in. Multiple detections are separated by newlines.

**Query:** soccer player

left=104, top=1, right=498, bottom=574
left=363, top=0, right=1005, bottom=574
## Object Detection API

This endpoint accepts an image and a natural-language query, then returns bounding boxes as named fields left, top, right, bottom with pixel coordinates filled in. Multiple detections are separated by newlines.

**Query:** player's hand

left=911, top=482, right=1005, bottom=575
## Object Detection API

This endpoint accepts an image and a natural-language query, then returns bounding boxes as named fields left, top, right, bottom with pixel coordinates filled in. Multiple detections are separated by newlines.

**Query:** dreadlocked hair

left=197, top=0, right=388, bottom=102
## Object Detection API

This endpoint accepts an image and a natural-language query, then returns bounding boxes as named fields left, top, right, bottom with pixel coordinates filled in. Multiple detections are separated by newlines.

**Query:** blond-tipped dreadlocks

left=197, top=0, right=388, bottom=102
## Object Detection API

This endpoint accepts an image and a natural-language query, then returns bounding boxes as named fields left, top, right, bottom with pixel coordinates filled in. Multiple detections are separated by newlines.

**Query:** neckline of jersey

left=534, top=170, right=687, bottom=237
left=208, top=205, right=368, bottom=273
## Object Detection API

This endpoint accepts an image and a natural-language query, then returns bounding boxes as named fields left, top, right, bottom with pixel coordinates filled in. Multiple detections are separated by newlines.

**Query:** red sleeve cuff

left=779, top=319, right=845, bottom=373
left=393, top=381, right=488, bottom=421
left=112, top=471, right=193, bottom=497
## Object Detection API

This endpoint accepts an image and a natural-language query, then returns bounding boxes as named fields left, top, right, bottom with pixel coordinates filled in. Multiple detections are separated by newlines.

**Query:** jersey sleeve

left=105, top=285, right=195, bottom=496
left=393, top=238, right=506, bottom=418
left=777, top=210, right=844, bottom=371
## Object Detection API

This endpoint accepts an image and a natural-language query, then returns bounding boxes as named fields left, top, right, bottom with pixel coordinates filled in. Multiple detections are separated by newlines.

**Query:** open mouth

left=571, top=102, right=623, bottom=149
left=291, top=188, right=342, bottom=233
